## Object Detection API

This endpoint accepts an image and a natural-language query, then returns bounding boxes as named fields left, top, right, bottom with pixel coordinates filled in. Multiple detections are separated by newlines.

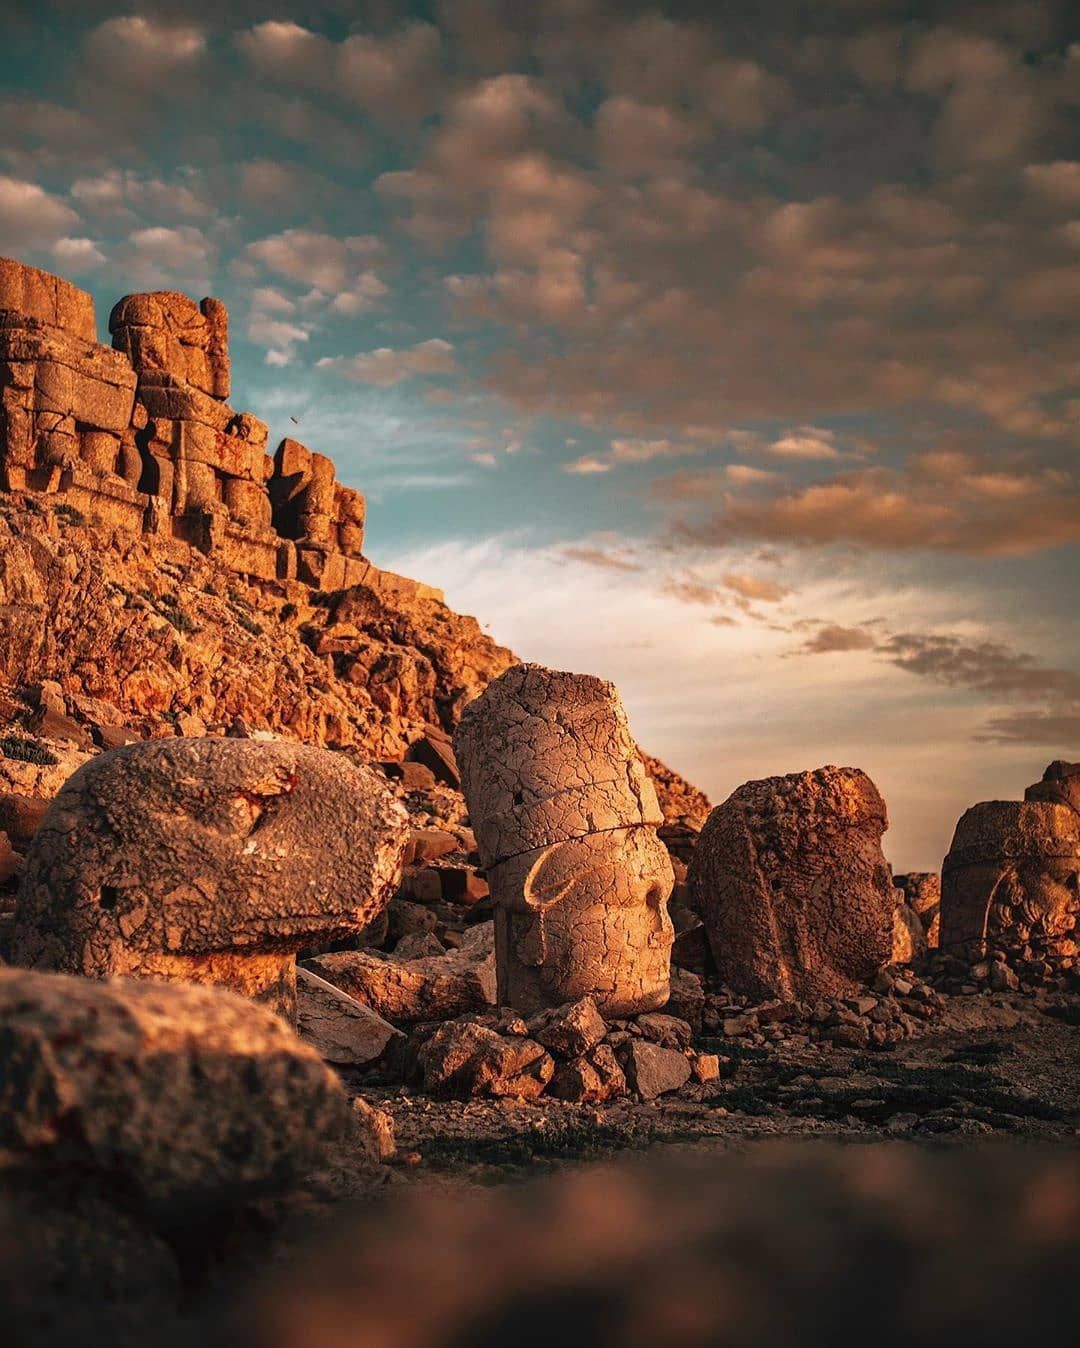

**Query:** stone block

left=0, top=256, right=96, bottom=341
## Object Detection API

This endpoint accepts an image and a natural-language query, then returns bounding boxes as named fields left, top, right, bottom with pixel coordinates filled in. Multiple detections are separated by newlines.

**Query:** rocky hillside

left=0, top=491, right=707, bottom=819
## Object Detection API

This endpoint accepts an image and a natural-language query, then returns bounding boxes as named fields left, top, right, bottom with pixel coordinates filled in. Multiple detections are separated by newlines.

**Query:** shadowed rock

left=454, top=664, right=674, bottom=1017
left=0, top=967, right=348, bottom=1213
left=1025, top=760, right=1080, bottom=816
left=11, top=738, right=409, bottom=1021
left=941, top=795, right=1080, bottom=958
left=689, top=766, right=895, bottom=1001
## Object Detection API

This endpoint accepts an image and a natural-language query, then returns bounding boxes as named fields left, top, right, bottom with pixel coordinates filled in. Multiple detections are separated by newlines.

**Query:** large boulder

left=688, top=767, right=894, bottom=1000
left=11, top=738, right=409, bottom=1021
left=0, top=967, right=348, bottom=1213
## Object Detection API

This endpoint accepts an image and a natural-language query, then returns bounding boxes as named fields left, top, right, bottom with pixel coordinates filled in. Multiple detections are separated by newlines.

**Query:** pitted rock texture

left=11, top=738, right=409, bottom=1020
left=455, top=664, right=674, bottom=1017
left=0, top=967, right=348, bottom=1211
left=689, top=766, right=895, bottom=1001
left=941, top=797, right=1080, bottom=959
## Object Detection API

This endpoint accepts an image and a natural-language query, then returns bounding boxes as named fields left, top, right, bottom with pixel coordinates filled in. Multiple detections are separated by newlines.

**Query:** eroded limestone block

left=0, top=967, right=348, bottom=1212
left=454, top=664, right=674, bottom=1017
left=688, top=767, right=895, bottom=1001
left=11, top=739, right=409, bottom=1021
left=940, top=798, right=1080, bottom=957
left=109, top=290, right=229, bottom=399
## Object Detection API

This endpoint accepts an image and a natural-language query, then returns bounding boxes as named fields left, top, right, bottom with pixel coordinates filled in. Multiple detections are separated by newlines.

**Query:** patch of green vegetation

left=158, top=599, right=199, bottom=634
left=0, top=736, right=58, bottom=766
left=234, top=611, right=264, bottom=637
left=53, top=502, right=86, bottom=525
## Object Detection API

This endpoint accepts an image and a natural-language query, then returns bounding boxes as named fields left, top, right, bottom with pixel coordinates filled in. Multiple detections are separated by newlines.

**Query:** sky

left=1, top=0, right=1078, bottom=870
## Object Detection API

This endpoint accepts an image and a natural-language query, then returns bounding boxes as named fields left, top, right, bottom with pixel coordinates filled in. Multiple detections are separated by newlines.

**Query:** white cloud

left=0, top=175, right=79, bottom=247
left=317, top=338, right=458, bottom=386
left=562, top=455, right=611, bottom=474
left=84, top=16, right=205, bottom=87
left=245, top=229, right=386, bottom=293
left=51, top=236, right=106, bottom=271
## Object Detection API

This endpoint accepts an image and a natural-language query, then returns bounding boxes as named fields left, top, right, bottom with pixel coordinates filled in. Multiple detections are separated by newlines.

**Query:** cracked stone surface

left=11, top=737, right=409, bottom=1020
left=454, top=664, right=674, bottom=1017
left=689, top=766, right=895, bottom=1001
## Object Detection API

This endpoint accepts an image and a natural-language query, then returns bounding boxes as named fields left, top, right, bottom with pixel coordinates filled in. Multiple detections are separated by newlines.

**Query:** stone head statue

left=12, top=738, right=409, bottom=1020
left=454, top=664, right=674, bottom=1017
left=941, top=799, right=1080, bottom=958
left=689, top=767, right=895, bottom=1000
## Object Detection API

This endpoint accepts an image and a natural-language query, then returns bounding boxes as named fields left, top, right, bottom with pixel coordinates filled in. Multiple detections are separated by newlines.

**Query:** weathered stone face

left=488, top=828, right=674, bottom=1016
left=940, top=798, right=1080, bottom=957
left=11, top=738, right=410, bottom=1020
left=688, top=766, right=895, bottom=1001
left=454, top=664, right=674, bottom=1017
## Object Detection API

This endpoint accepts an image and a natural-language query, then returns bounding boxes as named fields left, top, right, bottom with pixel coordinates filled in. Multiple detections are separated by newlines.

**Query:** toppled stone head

left=454, top=664, right=674, bottom=1017
left=940, top=797, right=1080, bottom=959
left=12, top=738, right=409, bottom=1020
left=689, top=766, right=895, bottom=1001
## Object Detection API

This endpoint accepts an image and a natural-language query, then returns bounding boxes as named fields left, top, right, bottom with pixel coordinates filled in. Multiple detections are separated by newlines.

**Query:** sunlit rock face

left=11, top=738, right=409, bottom=1021
left=941, top=796, right=1080, bottom=960
left=689, top=766, right=895, bottom=1001
left=454, top=664, right=674, bottom=1018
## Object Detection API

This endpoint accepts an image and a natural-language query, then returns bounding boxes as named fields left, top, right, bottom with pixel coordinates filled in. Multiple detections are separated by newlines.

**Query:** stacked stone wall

left=0, top=256, right=410, bottom=595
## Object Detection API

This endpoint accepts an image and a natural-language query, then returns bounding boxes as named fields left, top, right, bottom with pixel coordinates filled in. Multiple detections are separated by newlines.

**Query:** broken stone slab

left=617, top=1039, right=691, bottom=1101
left=547, top=1043, right=627, bottom=1104
left=11, top=738, right=410, bottom=1023
left=891, top=895, right=927, bottom=965
left=0, top=794, right=49, bottom=848
left=0, top=967, right=348, bottom=1213
left=416, top=1020, right=553, bottom=1100
left=296, top=967, right=404, bottom=1067
left=454, top=664, right=675, bottom=1017
left=689, top=767, right=895, bottom=1001
left=302, top=921, right=496, bottom=1024
left=406, top=725, right=460, bottom=788
left=527, top=996, right=607, bottom=1057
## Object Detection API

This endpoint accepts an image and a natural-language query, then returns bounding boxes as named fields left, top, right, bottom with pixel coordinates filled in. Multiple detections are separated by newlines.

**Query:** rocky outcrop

left=11, top=739, right=409, bottom=1021
left=455, top=664, right=675, bottom=1017
left=688, top=766, right=895, bottom=1001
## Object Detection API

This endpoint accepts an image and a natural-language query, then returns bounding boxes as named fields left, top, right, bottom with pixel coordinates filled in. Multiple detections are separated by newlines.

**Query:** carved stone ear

left=521, top=839, right=592, bottom=912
